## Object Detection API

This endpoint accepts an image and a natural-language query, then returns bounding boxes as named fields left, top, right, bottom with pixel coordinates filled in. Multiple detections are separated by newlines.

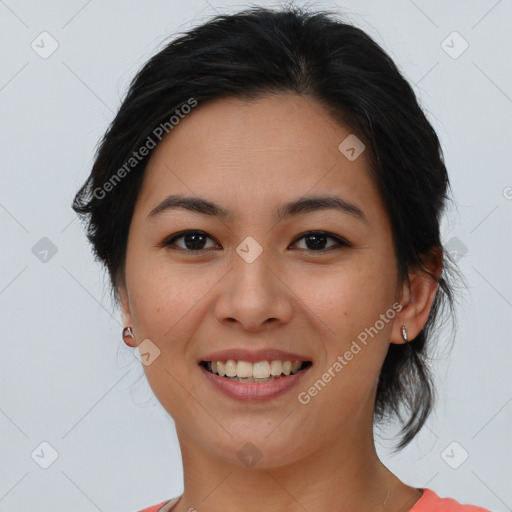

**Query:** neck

left=172, top=416, right=422, bottom=512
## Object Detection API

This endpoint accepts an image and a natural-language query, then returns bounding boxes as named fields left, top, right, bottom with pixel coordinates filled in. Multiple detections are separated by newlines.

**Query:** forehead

left=135, top=93, right=384, bottom=223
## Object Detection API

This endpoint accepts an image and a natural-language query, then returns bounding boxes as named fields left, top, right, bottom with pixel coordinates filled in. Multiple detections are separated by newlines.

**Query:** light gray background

left=1, top=0, right=511, bottom=511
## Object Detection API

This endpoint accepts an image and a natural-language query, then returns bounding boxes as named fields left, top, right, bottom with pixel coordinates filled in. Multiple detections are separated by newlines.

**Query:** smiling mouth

left=199, top=360, right=313, bottom=383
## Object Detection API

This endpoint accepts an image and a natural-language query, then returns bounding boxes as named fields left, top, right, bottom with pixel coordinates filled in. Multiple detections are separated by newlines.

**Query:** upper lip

left=199, top=348, right=312, bottom=364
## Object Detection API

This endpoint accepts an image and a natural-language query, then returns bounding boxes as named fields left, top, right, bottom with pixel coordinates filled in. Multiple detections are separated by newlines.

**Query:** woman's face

left=119, top=93, right=407, bottom=467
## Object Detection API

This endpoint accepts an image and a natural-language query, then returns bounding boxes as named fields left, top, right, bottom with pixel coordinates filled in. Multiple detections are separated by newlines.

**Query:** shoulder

left=412, top=488, right=494, bottom=512
left=137, top=496, right=180, bottom=512
left=139, top=491, right=495, bottom=512
left=137, top=501, right=170, bottom=512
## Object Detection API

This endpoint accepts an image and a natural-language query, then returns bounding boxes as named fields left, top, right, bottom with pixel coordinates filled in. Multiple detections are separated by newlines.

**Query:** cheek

left=125, top=260, right=207, bottom=411
left=126, top=255, right=224, bottom=351
left=297, top=258, right=396, bottom=334
left=124, top=255, right=182, bottom=338
left=296, top=255, right=396, bottom=391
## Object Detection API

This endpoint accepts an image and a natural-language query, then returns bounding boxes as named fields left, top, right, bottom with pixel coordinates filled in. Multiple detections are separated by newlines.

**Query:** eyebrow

left=147, top=194, right=367, bottom=224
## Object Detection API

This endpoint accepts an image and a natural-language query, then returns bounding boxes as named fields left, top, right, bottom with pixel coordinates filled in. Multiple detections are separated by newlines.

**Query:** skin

left=118, top=94, right=441, bottom=512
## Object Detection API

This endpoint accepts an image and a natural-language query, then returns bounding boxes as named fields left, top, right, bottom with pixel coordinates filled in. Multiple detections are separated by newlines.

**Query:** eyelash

left=160, top=230, right=351, bottom=254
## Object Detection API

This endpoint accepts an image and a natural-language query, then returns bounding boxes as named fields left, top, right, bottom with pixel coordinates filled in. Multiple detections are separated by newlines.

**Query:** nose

left=213, top=250, right=294, bottom=332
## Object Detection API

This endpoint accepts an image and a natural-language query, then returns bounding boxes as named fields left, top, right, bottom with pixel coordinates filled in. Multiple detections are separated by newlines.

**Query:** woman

left=72, top=6, right=492, bottom=512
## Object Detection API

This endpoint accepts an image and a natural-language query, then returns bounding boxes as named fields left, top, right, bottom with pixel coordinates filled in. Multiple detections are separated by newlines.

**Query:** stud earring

left=401, top=325, right=408, bottom=342
left=122, top=326, right=136, bottom=347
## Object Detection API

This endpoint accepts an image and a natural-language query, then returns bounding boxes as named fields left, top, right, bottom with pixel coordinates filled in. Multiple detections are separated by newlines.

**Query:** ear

left=390, top=247, right=443, bottom=344
left=118, top=281, right=137, bottom=347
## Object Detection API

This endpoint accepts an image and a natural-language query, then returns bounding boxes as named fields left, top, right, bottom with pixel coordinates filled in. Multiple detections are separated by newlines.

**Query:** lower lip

left=199, top=364, right=311, bottom=401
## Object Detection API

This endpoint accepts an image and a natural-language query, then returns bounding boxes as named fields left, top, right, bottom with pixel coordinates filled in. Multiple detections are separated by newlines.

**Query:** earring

left=401, top=325, right=408, bottom=342
left=122, top=326, right=136, bottom=347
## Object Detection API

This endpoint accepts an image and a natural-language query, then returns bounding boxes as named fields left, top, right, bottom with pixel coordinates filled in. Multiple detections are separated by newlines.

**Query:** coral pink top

left=137, top=488, right=493, bottom=511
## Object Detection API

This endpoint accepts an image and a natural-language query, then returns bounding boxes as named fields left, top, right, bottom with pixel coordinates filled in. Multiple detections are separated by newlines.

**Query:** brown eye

left=291, top=231, right=349, bottom=251
left=163, top=230, right=220, bottom=252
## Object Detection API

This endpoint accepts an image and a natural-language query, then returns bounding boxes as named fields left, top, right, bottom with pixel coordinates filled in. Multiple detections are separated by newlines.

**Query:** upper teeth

left=208, top=360, right=304, bottom=378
